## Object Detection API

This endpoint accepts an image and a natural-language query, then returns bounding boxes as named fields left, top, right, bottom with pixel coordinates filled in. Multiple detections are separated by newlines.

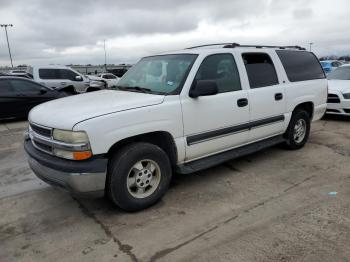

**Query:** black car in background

left=0, top=77, right=67, bottom=120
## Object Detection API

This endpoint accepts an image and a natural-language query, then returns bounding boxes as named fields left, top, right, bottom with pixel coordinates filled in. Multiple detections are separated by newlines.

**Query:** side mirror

left=189, top=80, right=218, bottom=98
left=40, top=88, right=47, bottom=94
left=75, top=75, right=83, bottom=81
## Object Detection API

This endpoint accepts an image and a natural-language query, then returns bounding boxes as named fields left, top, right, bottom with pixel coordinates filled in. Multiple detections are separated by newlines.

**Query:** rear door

left=37, top=68, right=62, bottom=89
left=239, top=51, right=286, bottom=141
left=9, top=79, right=52, bottom=115
left=0, top=79, right=21, bottom=119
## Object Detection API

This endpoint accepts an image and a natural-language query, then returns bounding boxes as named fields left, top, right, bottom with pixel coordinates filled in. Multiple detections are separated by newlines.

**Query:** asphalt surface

left=0, top=116, right=349, bottom=262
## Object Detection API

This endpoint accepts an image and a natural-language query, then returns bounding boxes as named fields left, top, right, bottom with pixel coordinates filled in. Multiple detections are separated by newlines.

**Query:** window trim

left=242, top=52, right=279, bottom=89
left=189, top=53, right=242, bottom=96
left=276, top=50, right=326, bottom=82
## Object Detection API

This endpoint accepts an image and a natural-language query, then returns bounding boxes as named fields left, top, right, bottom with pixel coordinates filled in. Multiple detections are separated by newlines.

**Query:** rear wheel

left=107, top=142, right=172, bottom=211
left=284, top=109, right=310, bottom=150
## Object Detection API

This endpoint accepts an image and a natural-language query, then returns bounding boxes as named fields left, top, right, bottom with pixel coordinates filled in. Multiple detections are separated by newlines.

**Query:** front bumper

left=24, top=139, right=107, bottom=197
left=327, top=91, right=350, bottom=115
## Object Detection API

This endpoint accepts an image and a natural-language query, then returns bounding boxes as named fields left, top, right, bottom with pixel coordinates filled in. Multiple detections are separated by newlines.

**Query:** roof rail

left=186, top=43, right=306, bottom=51
left=223, top=43, right=306, bottom=50
left=186, top=43, right=237, bottom=49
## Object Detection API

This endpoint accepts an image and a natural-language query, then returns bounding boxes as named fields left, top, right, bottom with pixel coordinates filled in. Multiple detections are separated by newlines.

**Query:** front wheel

left=284, top=110, right=311, bottom=150
left=107, top=142, right=172, bottom=211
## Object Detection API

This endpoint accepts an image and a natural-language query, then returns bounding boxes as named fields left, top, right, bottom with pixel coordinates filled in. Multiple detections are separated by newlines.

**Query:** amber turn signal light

left=73, top=151, right=92, bottom=160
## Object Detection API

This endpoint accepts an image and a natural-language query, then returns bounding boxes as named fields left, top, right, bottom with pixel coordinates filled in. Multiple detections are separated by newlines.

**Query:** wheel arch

left=107, top=131, right=178, bottom=167
left=292, top=101, right=314, bottom=119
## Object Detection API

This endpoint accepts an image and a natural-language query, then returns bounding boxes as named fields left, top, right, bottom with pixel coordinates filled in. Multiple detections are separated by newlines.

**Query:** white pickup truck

left=25, top=43, right=327, bottom=211
left=26, top=65, right=104, bottom=93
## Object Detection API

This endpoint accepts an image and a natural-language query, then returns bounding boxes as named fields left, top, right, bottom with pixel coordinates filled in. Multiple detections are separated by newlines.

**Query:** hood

left=328, top=80, right=350, bottom=93
left=29, top=90, right=165, bottom=130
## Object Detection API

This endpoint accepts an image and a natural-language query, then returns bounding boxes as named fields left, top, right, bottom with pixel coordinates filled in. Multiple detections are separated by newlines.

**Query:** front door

left=181, top=53, right=250, bottom=161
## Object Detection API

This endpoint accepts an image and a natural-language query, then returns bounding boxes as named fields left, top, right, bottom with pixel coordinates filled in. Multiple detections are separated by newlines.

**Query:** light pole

left=0, top=24, right=14, bottom=67
left=309, top=42, right=313, bottom=52
left=103, top=39, right=107, bottom=72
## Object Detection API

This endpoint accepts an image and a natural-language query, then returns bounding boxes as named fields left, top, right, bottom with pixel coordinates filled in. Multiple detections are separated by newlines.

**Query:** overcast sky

left=0, top=0, right=349, bottom=66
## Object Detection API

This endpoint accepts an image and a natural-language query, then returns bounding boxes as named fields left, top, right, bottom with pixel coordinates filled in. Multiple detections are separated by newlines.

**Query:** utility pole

left=103, top=39, right=107, bottom=72
left=0, top=24, right=14, bottom=67
left=309, top=42, right=313, bottom=52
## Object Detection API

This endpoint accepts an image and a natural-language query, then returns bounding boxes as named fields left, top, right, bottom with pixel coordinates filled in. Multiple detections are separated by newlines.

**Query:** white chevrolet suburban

left=25, top=43, right=327, bottom=211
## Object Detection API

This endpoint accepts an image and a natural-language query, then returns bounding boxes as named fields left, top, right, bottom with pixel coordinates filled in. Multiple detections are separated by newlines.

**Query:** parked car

left=85, top=75, right=107, bottom=90
left=25, top=44, right=327, bottom=211
left=26, top=65, right=91, bottom=94
left=97, top=73, right=120, bottom=88
left=326, top=64, right=350, bottom=115
left=320, top=60, right=343, bottom=74
left=0, top=76, right=66, bottom=120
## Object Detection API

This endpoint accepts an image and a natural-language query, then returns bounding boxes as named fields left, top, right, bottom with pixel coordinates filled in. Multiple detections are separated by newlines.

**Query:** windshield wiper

left=115, top=85, right=156, bottom=93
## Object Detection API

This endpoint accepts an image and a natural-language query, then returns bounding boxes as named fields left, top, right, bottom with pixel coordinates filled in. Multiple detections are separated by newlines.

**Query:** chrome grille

left=33, top=140, right=53, bottom=154
left=30, top=123, right=52, bottom=138
left=327, top=94, right=340, bottom=103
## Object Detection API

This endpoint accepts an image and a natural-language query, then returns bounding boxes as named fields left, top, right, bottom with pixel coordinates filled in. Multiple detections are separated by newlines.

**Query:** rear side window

left=10, top=79, right=43, bottom=92
left=195, top=53, right=241, bottom=93
left=0, top=79, right=13, bottom=93
left=39, top=69, right=60, bottom=79
left=276, top=50, right=325, bottom=82
left=242, top=53, right=279, bottom=88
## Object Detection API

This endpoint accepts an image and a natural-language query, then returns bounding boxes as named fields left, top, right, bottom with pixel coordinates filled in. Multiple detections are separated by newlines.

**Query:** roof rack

left=186, top=43, right=306, bottom=51
left=186, top=43, right=234, bottom=49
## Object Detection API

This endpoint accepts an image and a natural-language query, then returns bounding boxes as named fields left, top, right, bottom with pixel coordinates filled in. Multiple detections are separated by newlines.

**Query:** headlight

left=52, top=129, right=92, bottom=160
left=343, top=93, right=350, bottom=99
left=53, top=129, right=89, bottom=144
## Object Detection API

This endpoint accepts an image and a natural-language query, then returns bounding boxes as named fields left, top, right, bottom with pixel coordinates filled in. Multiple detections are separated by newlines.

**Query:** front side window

left=276, top=50, right=325, bottom=82
left=194, top=53, right=241, bottom=93
left=117, top=54, right=197, bottom=95
left=328, top=67, right=350, bottom=80
left=60, top=69, right=79, bottom=81
left=242, top=53, right=279, bottom=88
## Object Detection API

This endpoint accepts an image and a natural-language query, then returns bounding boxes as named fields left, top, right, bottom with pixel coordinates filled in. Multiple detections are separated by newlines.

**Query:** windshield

left=328, top=67, right=350, bottom=80
left=117, top=54, right=197, bottom=95
left=320, top=61, right=329, bottom=67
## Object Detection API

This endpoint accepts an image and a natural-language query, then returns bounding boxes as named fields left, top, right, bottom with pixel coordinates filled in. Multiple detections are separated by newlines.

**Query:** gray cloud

left=0, top=0, right=349, bottom=66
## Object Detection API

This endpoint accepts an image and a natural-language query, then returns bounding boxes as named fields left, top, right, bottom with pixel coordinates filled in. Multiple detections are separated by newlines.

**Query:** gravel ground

left=0, top=116, right=349, bottom=262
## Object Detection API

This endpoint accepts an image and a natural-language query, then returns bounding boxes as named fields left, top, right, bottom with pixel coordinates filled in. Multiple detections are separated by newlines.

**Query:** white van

left=27, top=65, right=91, bottom=93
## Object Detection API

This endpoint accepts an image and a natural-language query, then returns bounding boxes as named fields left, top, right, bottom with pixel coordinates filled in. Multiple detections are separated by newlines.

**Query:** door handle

left=237, top=98, right=248, bottom=107
left=60, top=82, right=67, bottom=85
left=275, top=93, right=283, bottom=101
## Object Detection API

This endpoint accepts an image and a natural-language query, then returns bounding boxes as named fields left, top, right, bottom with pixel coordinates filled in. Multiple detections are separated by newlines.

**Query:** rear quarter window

left=276, top=50, right=325, bottom=82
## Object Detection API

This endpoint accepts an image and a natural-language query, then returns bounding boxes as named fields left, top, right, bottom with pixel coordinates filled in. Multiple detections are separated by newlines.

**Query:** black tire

left=284, top=109, right=311, bottom=150
left=107, top=142, right=172, bottom=211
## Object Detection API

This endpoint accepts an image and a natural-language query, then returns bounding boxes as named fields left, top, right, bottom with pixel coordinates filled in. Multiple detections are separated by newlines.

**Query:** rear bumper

left=24, top=139, right=107, bottom=197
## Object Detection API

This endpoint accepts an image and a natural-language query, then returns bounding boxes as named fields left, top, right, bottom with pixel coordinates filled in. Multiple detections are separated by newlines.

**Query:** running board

left=176, top=135, right=286, bottom=174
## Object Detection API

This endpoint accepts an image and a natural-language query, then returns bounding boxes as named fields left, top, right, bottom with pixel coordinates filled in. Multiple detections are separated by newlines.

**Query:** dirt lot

left=0, top=117, right=349, bottom=262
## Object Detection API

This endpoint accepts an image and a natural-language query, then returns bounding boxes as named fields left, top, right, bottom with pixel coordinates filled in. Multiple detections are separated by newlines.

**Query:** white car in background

left=85, top=75, right=107, bottom=90
left=98, top=73, right=120, bottom=88
left=326, top=64, right=350, bottom=116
